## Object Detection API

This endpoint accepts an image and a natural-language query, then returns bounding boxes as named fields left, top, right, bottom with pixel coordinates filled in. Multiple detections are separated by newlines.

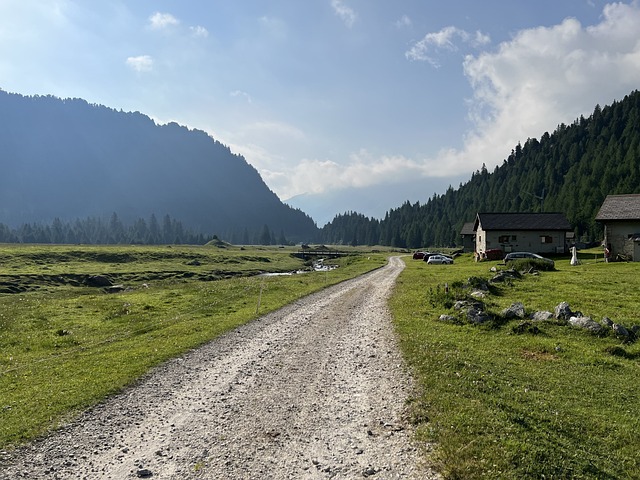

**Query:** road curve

left=1, top=256, right=439, bottom=479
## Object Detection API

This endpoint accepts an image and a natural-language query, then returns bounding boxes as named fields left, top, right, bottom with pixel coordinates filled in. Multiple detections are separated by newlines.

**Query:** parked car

left=426, top=254, right=453, bottom=265
left=504, top=251, right=554, bottom=267
left=484, top=248, right=505, bottom=261
left=413, top=251, right=436, bottom=260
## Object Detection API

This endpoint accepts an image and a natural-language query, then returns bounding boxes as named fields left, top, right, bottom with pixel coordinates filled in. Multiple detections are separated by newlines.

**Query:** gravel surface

left=1, top=256, right=439, bottom=479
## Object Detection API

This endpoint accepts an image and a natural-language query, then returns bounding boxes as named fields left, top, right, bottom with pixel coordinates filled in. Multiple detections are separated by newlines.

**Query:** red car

left=413, top=251, right=433, bottom=260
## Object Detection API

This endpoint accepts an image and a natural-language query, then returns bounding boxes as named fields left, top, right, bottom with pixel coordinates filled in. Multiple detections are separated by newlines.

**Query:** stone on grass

left=502, top=302, right=525, bottom=319
left=554, top=302, right=573, bottom=320
left=601, top=317, right=614, bottom=328
left=612, top=323, right=629, bottom=338
left=568, top=315, right=602, bottom=333
left=530, top=311, right=553, bottom=322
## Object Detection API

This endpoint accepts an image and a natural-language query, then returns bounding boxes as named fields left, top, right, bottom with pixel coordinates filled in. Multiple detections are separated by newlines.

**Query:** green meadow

left=0, top=244, right=387, bottom=448
left=2, top=244, right=639, bottom=479
left=392, top=250, right=640, bottom=479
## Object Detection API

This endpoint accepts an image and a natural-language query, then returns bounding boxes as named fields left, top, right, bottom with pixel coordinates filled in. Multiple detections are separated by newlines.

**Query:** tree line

left=0, top=213, right=298, bottom=246
left=320, top=89, right=640, bottom=248
left=0, top=213, right=210, bottom=245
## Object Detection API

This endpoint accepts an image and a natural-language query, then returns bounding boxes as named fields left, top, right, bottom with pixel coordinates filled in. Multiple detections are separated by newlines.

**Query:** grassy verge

left=391, top=252, right=640, bottom=479
left=0, top=244, right=388, bottom=449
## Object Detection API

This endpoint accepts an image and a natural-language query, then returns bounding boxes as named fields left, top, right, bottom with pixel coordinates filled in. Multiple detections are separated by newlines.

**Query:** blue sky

left=2, top=1, right=640, bottom=223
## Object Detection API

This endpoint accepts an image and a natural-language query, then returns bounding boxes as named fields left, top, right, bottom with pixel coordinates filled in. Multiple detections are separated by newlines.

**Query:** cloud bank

left=274, top=1, right=640, bottom=201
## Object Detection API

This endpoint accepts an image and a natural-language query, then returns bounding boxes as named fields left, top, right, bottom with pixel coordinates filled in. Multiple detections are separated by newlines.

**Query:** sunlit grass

left=391, top=253, right=640, bottom=479
left=0, top=244, right=388, bottom=448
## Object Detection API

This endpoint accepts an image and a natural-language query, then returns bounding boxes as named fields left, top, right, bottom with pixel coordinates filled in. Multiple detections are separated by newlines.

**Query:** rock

left=554, top=302, right=573, bottom=320
left=530, top=311, right=553, bottom=321
left=502, top=302, right=525, bottom=319
left=467, top=308, right=490, bottom=324
left=469, top=290, right=487, bottom=298
left=438, top=314, right=458, bottom=323
left=601, top=317, right=614, bottom=328
left=136, top=469, right=153, bottom=478
left=568, top=316, right=602, bottom=333
left=490, top=269, right=521, bottom=283
left=453, top=300, right=483, bottom=312
left=612, top=323, right=629, bottom=338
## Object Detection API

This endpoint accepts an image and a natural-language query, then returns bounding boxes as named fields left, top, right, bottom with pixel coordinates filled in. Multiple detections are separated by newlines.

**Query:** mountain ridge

left=0, top=90, right=318, bottom=243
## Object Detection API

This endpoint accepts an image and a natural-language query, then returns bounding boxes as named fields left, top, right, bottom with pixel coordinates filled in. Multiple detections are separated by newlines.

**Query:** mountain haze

left=0, top=90, right=318, bottom=243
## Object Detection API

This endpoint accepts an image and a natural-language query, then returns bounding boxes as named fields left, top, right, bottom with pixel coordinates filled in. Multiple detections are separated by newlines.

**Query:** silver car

left=426, top=254, right=453, bottom=265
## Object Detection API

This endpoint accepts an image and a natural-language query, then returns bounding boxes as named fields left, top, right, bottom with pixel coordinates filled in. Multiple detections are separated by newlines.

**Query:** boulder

left=454, top=300, right=483, bottom=312
left=467, top=308, right=491, bottom=324
left=601, top=316, right=614, bottom=328
left=490, top=269, right=521, bottom=283
left=568, top=315, right=602, bottom=333
left=530, top=311, right=553, bottom=322
left=554, top=302, right=573, bottom=320
left=438, top=314, right=458, bottom=323
left=502, top=302, right=526, bottom=319
left=612, top=323, right=630, bottom=338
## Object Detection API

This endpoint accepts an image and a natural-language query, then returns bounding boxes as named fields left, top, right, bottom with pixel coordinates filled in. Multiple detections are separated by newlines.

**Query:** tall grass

left=391, top=253, right=640, bottom=479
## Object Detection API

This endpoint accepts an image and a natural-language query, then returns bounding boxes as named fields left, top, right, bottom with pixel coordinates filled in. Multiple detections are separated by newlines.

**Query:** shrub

left=508, top=258, right=555, bottom=272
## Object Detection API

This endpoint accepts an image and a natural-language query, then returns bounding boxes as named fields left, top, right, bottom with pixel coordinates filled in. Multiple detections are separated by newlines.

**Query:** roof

left=474, top=212, right=572, bottom=231
left=460, top=222, right=475, bottom=235
left=595, top=194, right=640, bottom=221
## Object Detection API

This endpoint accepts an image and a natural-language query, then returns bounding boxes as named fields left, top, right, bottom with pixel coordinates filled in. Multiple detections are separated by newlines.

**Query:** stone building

left=595, top=194, right=640, bottom=261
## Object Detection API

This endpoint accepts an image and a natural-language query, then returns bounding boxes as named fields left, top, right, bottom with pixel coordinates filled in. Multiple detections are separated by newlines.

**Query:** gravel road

left=1, top=256, right=439, bottom=479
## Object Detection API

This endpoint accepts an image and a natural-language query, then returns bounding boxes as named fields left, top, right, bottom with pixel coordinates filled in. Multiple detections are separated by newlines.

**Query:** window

left=540, top=235, right=553, bottom=243
left=499, top=235, right=517, bottom=243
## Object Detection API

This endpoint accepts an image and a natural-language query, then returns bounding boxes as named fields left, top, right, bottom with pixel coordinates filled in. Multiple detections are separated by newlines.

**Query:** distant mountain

left=0, top=90, right=318, bottom=243
left=321, top=90, right=640, bottom=247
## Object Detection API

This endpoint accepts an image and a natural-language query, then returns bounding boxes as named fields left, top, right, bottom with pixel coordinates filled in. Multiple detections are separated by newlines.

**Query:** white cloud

left=406, top=26, right=490, bottom=67
left=270, top=2, right=640, bottom=201
left=230, top=90, right=252, bottom=103
left=395, top=15, right=412, bottom=29
left=190, top=25, right=209, bottom=38
left=126, top=55, right=153, bottom=72
left=455, top=1, right=640, bottom=176
left=331, top=0, right=356, bottom=28
left=148, top=12, right=179, bottom=30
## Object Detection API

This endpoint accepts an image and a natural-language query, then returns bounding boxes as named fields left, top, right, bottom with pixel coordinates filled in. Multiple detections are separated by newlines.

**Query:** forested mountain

left=322, top=89, right=640, bottom=248
left=0, top=90, right=318, bottom=244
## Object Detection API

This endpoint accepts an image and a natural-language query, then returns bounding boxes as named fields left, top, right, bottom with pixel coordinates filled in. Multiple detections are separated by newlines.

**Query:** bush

left=508, top=258, right=555, bottom=271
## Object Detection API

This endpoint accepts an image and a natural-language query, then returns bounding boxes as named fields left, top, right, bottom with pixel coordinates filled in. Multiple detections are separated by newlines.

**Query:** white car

left=426, top=254, right=453, bottom=265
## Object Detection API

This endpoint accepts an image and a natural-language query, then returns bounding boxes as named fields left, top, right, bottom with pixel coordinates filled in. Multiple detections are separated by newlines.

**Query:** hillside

left=0, top=90, right=318, bottom=243
left=322, top=89, right=640, bottom=247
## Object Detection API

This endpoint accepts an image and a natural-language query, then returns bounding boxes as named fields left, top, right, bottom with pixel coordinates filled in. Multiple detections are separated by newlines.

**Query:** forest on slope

left=321, top=89, right=640, bottom=248
left=0, top=90, right=318, bottom=244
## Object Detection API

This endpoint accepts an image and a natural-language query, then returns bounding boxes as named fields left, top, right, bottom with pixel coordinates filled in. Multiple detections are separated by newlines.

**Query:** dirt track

left=1, top=256, right=439, bottom=479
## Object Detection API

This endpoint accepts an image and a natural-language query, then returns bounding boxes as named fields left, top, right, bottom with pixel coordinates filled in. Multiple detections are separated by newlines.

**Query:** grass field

left=4, top=243, right=639, bottom=478
left=0, top=243, right=389, bottom=448
left=391, top=250, right=640, bottom=479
